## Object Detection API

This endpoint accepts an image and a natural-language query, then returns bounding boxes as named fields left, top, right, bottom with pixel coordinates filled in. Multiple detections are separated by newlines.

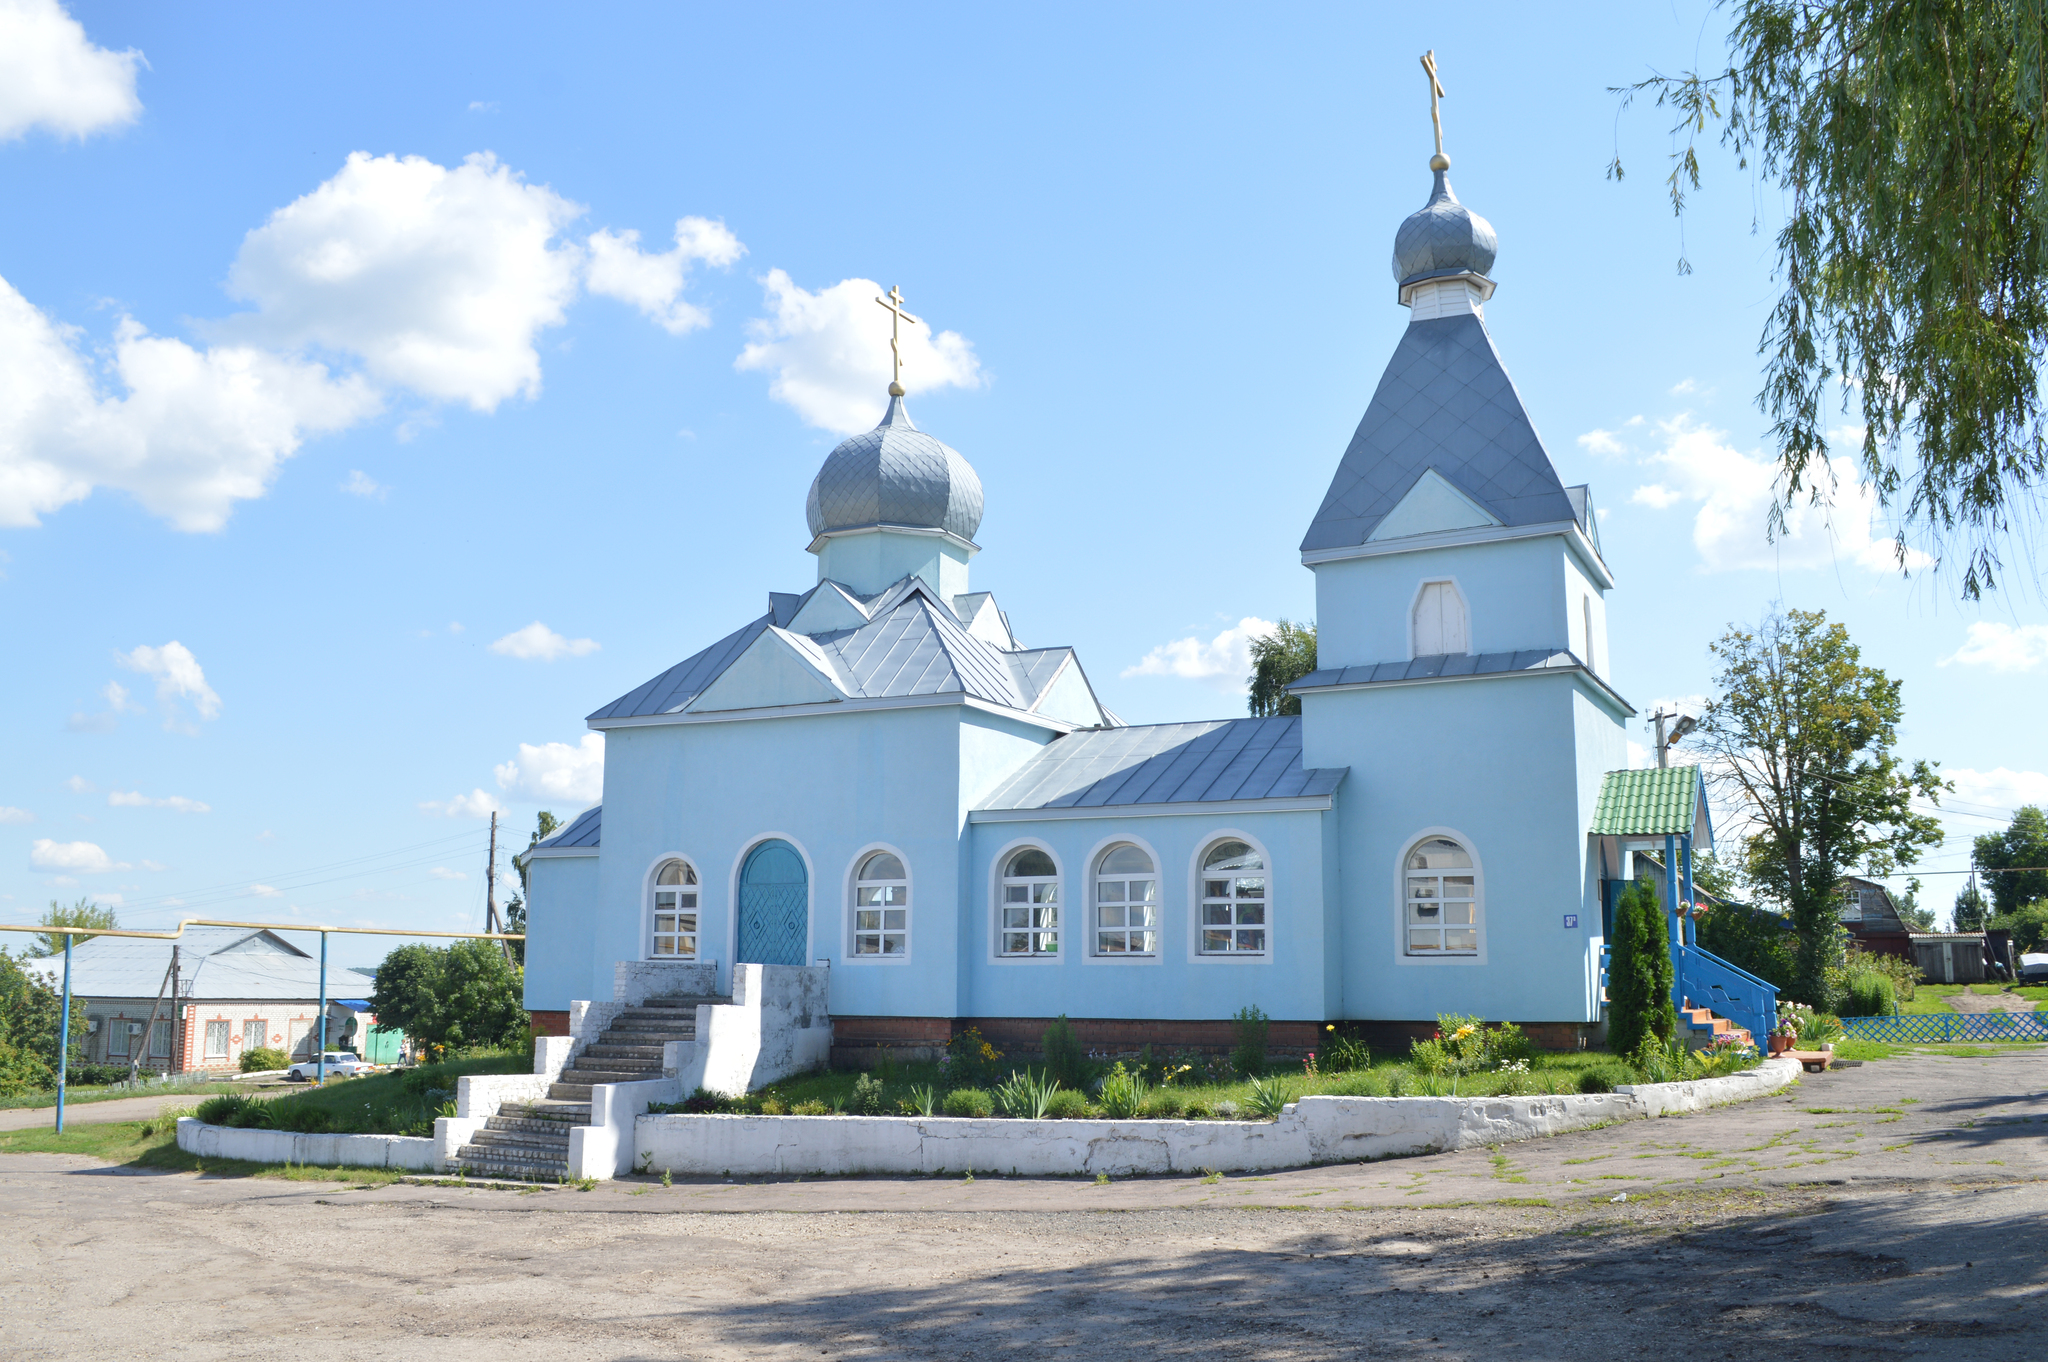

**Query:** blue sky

left=2, top=1, right=2040, bottom=970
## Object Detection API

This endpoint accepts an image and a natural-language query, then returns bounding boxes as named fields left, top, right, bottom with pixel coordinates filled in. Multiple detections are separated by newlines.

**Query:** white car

left=287, top=1052, right=374, bottom=1081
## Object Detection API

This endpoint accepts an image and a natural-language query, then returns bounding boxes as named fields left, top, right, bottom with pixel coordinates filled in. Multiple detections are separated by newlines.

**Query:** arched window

left=1405, top=836, right=1478, bottom=955
left=1413, top=580, right=1469, bottom=656
left=852, top=851, right=908, bottom=957
left=1094, top=844, right=1157, bottom=955
left=651, top=860, right=699, bottom=958
left=1199, top=840, right=1267, bottom=955
left=1000, top=847, right=1059, bottom=956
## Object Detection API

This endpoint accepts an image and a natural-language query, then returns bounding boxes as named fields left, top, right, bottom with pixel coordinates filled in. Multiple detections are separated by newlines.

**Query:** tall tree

left=1690, top=609, right=1946, bottom=1007
left=1953, top=880, right=1990, bottom=932
left=368, top=940, right=526, bottom=1057
left=1893, top=877, right=1937, bottom=932
left=1615, top=2, right=2048, bottom=597
left=1608, top=879, right=1677, bottom=1057
left=1973, top=805, right=2048, bottom=916
left=34, top=898, right=117, bottom=957
left=1247, top=621, right=1316, bottom=718
left=0, top=948, right=77, bottom=1095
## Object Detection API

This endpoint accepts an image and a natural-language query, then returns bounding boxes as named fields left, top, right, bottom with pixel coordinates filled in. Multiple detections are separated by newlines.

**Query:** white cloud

left=1946, top=767, right=2048, bottom=813
left=248, top=883, right=281, bottom=897
left=1122, top=617, right=1277, bottom=687
left=420, top=788, right=501, bottom=818
left=1629, top=415, right=1934, bottom=575
left=427, top=866, right=466, bottom=881
left=65, top=776, right=95, bottom=793
left=0, top=282, right=379, bottom=531
left=341, top=469, right=386, bottom=499
left=103, top=680, right=140, bottom=712
left=735, top=271, right=984, bottom=434
left=29, top=838, right=120, bottom=872
left=585, top=216, right=744, bottom=335
left=0, top=0, right=143, bottom=142
left=1577, top=428, right=1628, bottom=457
left=116, top=641, right=221, bottom=726
left=222, top=151, right=585, bottom=412
left=108, top=790, right=211, bottom=813
left=489, top=621, right=599, bottom=661
left=1669, top=378, right=1699, bottom=395
left=494, top=732, right=604, bottom=804
left=1629, top=483, right=1681, bottom=510
left=1939, top=622, right=2048, bottom=673
left=0, top=806, right=32, bottom=824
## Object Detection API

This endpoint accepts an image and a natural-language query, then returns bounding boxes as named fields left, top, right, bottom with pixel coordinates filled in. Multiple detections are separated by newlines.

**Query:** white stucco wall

left=176, top=1117, right=438, bottom=1171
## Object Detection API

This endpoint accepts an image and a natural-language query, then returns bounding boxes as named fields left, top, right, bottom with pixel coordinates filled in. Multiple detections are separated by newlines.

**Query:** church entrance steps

left=1680, top=1003, right=1753, bottom=1049
left=546, top=995, right=714, bottom=1102
left=451, top=1099, right=586, bottom=1180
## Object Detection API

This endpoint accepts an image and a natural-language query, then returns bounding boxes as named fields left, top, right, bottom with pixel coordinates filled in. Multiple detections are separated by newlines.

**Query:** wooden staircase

left=1680, top=1002, right=1753, bottom=1048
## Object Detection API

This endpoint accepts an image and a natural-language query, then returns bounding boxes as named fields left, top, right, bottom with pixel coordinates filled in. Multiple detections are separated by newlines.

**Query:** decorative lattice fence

left=1839, top=1012, right=2048, bottom=1043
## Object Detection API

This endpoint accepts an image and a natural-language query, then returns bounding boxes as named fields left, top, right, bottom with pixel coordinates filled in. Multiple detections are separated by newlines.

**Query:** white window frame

left=648, top=856, right=702, bottom=961
left=203, top=1019, right=231, bottom=1059
left=1394, top=827, right=1487, bottom=965
left=150, top=1020, right=172, bottom=1060
left=993, top=841, right=1062, bottom=960
left=242, top=1018, right=266, bottom=1052
left=847, top=844, right=911, bottom=962
left=1407, top=576, right=1470, bottom=658
left=106, top=1017, right=130, bottom=1058
left=1091, top=839, right=1161, bottom=958
left=1193, top=833, right=1271, bottom=959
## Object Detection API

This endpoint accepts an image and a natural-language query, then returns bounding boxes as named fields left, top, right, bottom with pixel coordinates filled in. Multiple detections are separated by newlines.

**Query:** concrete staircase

left=452, top=1100, right=587, bottom=1180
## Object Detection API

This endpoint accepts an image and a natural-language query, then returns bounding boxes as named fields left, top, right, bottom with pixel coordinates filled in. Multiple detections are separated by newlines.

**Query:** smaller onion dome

left=805, top=392, right=984, bottom=545
left=1391, top=166, right=1498, bottom=287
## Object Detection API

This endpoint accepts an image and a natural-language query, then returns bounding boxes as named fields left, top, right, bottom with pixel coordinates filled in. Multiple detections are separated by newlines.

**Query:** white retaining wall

left=175, top=1117, right=438, bottom=1171
left=678, top=963, right=831, bottom=1098
left=568, top=1076, right=681, bottom=1178
left=633, top=1058, right=1801, bottom=1178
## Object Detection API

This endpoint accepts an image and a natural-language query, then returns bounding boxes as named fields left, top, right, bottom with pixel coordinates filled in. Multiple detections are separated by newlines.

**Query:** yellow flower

left=1453, top=1025, right=1477, bottom=1040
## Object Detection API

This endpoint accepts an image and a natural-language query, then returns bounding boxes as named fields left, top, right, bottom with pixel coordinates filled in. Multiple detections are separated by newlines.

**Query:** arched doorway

left=737, top=840, right=808, bottom=966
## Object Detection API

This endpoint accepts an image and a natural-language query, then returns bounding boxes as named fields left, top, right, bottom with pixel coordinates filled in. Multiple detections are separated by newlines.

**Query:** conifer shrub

left=849, top=1073, right=886, bottom=1116
left=1040, top=1014, right=1087, bottom=1090
left=1607, top=877, right=1677, bottom=1058
left=1230, top=1005, right=1270, bottom=1076
left=941, top=1087, right=994, bottom=1118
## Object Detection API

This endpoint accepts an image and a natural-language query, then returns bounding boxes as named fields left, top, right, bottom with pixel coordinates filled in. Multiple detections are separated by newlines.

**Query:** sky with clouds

left=2, top=1, right=2042, bottom=966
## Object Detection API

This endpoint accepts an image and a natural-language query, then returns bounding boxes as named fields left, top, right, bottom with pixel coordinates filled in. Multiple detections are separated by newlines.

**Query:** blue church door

left=737, top=840, right=808, bottom=966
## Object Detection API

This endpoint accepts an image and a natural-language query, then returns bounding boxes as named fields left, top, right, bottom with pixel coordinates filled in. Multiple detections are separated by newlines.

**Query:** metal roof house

left=521, top=131, right=1675, bottom=1057
left=26, top=926, right=378, bottom=1073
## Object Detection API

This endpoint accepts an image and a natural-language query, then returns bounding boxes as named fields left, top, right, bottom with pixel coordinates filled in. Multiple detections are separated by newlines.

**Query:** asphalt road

left=4, top=1049, right=2044, bottom=1360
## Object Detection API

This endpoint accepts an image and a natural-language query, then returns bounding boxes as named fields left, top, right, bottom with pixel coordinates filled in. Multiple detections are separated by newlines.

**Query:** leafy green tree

left=0, top=948, right=80, bottom=1096
left=1973, top=805, right=2048, bottom=918
left=1608, top=878, right=1677, bottom=1057
left=1614, top=2, right=2048, bottom=597
left=1953, top=881, right=1990, bottom=932
left=502, top=811, right=561, bottom=967
left=1247, top=620, right=1316, bottom=718
left=1989, top=900, right=2048, bottom=954
left=367, top=941, right=525, bottom=1056
left=1892, top=877, right=1937, bottom=932
left=1694, top=902, right=1796, bottom=993
left=34, top=898, right=117, bottom=957
left=1688, top=850, right=1743, bottom=903
left=1690, top=609, right=1945, bottom=1007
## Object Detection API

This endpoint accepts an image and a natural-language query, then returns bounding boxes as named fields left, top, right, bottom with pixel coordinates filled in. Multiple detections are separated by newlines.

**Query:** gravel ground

left=4, top=1049, right=2045, bottom=1360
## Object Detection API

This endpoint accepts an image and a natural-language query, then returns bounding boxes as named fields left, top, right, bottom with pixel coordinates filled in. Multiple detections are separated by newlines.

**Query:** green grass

left=0, top=1080, right=245, bottom=1111
left=0, top=1117, right=405, bottom=1185
left=190, top=1049, right=530, bottom=1135
left=1899, top=983, right=2046, bottom=1015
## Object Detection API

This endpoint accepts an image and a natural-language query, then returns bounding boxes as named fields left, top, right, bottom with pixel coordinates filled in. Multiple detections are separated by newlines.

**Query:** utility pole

left=485, top=811, right=513, bottom=963
left=169, top=945, right=183, bottom=1076
left=129, top=957, right=175, bottom=1086
left=1651, top=711, right=1671, bottom=769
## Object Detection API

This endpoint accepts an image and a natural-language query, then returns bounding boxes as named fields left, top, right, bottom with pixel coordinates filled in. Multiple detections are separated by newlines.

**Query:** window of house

left=1095, top=844, right=1158, bottom=955
left=853, top=851, right=908, bottom=956
left=1413, top=581, right=1469, bottom=656
left=1406, top=836, right=1479, bottom=955
left=244, top=1018, right=267, bottom=1052
left=106, top=1019, right=130, bottom=1057
left=1000, top=848, right=1059, bottom=956
left=204, top=1020, right=231, bottom=1059
left=150, top=1020, right=172, bottom=1059
left=652, top=860, right=699, bottom=958
left=1200, top=840, right=1267, bottom=954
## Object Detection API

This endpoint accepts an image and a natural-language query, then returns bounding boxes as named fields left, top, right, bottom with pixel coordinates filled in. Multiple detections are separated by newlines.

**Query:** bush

left=1230, top=1005, right=1269, bottom=1076
left=942, top=1028, right=1003, bottom=1090
left=941, top=1087, right=993, bottom=1118
left=1180, top=1096, right=1214, bottom=1119
left=849, top=1073, right=886, bottom=1116
left=1043, top=1088, right=1092, bottom=1119
left=1577, top=1068, right=1624, bottom=1094
left=1843, top=972, right=1897, bottom=1017
left=1694, top=901, right=1798, bottom=992
left=1095, top=1062, right=1147, bottom=1118
left=1138, top=1089, right=1185, bottom=1119
left=1609, top=877, right=1678, bottom=1057
left=241, top=1046, right=288, bottom=1073
left=790, top=1099, right=830, bottom=1116
left=65, top=1063, right=130, bottom=1087
left=196, top=1093, right=274, bottom=1127
left=1040, top=1015, right=1087, bottom=1090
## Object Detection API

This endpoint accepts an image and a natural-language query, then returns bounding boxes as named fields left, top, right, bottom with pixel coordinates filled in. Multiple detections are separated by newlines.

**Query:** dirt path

left=1945, top=989, right=2037, bottom=1013
left=4, top=1049, right=2045, bottom=1360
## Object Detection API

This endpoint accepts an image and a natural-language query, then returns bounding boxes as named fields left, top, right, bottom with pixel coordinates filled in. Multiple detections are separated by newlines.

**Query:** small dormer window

left=1413, top=580, right=1469, bottom=656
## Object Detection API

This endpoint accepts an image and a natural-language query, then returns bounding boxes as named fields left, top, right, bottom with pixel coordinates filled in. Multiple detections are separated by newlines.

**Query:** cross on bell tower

left=874, top=285, right=922, bottom=397
left=1420, top=50, right=1451, bottom=172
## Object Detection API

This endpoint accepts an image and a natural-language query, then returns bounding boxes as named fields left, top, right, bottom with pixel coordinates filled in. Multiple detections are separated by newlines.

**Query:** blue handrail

left=1678, top=944, right=1777, bottom=1046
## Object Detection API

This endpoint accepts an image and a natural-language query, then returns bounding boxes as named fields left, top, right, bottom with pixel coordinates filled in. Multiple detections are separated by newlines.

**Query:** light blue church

left=523, top=155, right=1647, bottom=1058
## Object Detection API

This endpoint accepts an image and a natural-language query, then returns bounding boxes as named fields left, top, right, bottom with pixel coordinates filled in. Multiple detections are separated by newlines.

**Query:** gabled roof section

left=976, top=716, right=1345, bottom=813
left=1592, top=766, right=1708, bottom=838
left=820, top=585, right=1028, bottom=708
left=588, top=616, right=770, bottom=721
left=1301, top=313, right=1579, bottom=553
left=532, top=804, right=601, bottom=850
left=24, top=926, right=332, bottom=1001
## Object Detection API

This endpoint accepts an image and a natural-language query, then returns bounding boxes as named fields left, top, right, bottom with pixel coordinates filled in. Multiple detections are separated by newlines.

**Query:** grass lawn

left=1896, top=983, right=2043, bottom=1015
left=0, top=1081, right=246, bottom=1112
left=200, top=1049, right=531, bottom=1135
left=0, top=1116, right=406, bottom=1185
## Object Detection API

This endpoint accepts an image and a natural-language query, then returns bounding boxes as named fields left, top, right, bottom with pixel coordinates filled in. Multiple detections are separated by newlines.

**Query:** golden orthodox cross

left=1420, top=50, right=1449, bottom=169
left=874, top=285, right=922, bottom=395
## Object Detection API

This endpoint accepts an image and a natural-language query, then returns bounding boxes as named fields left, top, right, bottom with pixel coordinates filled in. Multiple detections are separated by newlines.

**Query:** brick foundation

left=528, top=1010, right=570, bottom=1038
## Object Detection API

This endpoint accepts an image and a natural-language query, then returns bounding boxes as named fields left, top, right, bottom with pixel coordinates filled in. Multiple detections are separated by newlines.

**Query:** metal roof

left=975, top=716, right=1346, bottom=813
left=1293, top=649, right=1585, bottom=689
left=22, top=926, right=334, bottom=1001
left=1393, top=169, right=1497, bottom=286
left=806, top=393, right=983, bottom=545
left=590, top=579, right=1102, bottom=723
left=532, top=804, right=601, bottom=850
left=1591, top=767, right=1705, bottom=837
left=1300, top=311, right=1578, bottom=553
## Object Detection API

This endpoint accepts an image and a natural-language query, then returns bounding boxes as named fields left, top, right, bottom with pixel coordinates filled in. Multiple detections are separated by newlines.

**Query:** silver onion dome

left=805, top=392, right=984, bottom=544
left=1391, top=167, right=1498, bottom=287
